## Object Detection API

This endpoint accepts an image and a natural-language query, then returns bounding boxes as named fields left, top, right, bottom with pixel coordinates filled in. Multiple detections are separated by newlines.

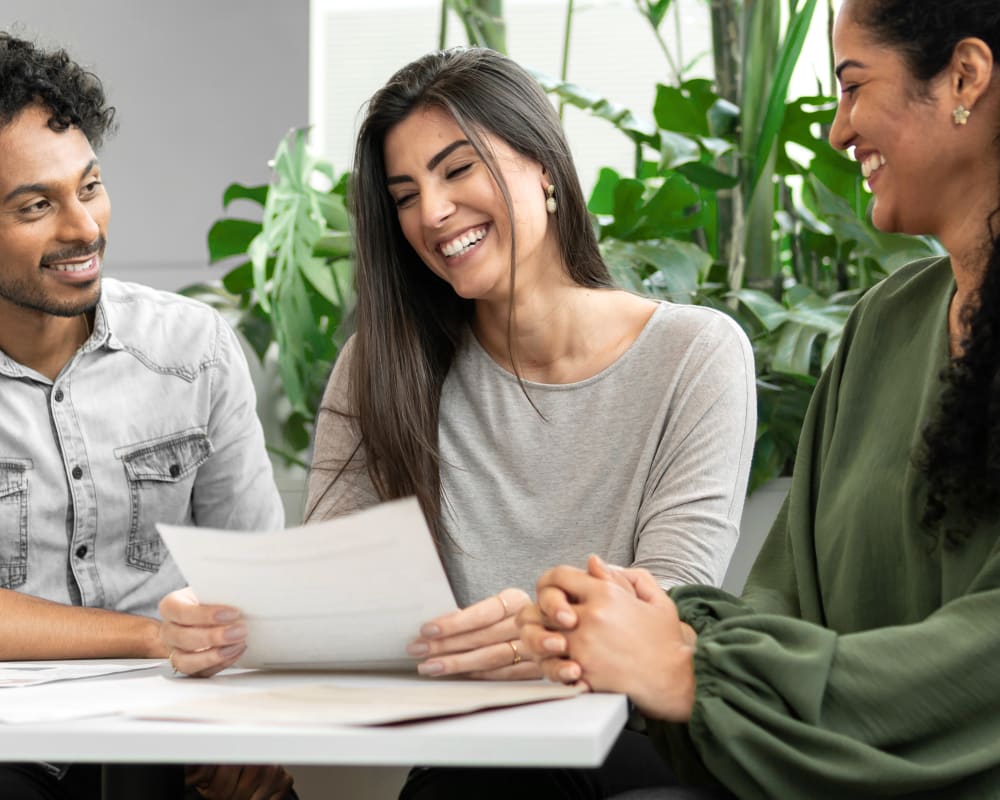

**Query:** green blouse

left=649, top=257, right=1000, bottom=798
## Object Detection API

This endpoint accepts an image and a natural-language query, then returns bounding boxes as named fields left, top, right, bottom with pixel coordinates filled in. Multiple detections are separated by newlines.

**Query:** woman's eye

left=394, top=193, right=416, bottom=209
left=446, top=164, right=472, bottom=179
left=82, top=180, right=103, bottom=195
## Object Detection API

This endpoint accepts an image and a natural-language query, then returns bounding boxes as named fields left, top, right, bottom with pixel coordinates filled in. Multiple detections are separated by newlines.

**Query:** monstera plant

left=182, top=129, right=354, bottom=468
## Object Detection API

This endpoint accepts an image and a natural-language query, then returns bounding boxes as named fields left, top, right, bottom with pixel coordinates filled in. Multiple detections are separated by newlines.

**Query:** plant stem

left=636, top=0, right=683, bottom=83
left=709, top=0, right=741, bottom=289
left=439, top=0, right=449, bottom=49
left=558, top=0, right=575, bottom=121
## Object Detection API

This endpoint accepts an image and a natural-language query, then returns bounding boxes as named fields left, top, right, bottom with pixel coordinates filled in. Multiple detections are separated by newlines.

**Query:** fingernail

left=559, top=664, right=580, bottom=682
left=556, top=610, right=575, bottom=627
left=406, top=642, right=429, bottom=657
left=219, top=643, right=244, bottom=658
left=417, top=661, right=444, bottom=676
left=223, top=624, right=247, bottom=642
left=420, top=624, right=441, bottom=638
left=214, top=609, right=240, bottom=623
left=543, top=637, right=565, bottom=653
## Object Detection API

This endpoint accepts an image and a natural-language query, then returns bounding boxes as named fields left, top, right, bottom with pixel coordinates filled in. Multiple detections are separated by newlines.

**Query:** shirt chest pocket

left=115, top=430, right=213, bottom=572
left=0, top=459, right=31, bottom=589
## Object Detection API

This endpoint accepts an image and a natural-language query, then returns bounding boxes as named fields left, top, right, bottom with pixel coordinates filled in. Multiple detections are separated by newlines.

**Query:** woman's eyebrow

left=387, top=140, right=471, bottom=185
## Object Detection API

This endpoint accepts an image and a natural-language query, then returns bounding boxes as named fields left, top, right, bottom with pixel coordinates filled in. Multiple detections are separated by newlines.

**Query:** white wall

left=4, top=1, right=308, bottom=291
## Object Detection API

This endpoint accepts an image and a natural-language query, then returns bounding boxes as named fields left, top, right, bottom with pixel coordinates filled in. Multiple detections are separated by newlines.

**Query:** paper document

left=0, top=674, right=245, bottom=723
left=0, top=661, right=158, bottom=689
left=157, top=497, right=457, bottom=669
left=138, top=676, right=586, bottom=727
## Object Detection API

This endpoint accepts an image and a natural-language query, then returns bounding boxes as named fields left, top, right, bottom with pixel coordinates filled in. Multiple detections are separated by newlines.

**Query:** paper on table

left=0, top=661, right=158, bottom=689
left=157, top=497, right=457, bottom=669
left=0, top=674, right=248, bottom=724
left=137, top=678, right=586, bottom=727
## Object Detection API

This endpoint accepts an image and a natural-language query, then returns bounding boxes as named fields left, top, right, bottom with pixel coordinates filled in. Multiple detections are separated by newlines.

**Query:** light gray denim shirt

left=0, top=278, right=283, bottom=618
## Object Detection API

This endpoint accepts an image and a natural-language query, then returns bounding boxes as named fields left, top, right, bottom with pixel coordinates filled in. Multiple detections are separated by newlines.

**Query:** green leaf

left=676, top=161, right=740, bottom=190
left=207, top=219, right=262, bottom=264
left=610, top=179, right=645, bottom=237
left=300, top=257, right=343, bottom=306
left=317, top=192, right=350, bottom=231
left=588, top=167, right=622, bottom=215
left=530, top=70, right=658, bottom=143
left=313, top=231, right=353, bottom=259
left=221, top=261, right=254, bottom=294
left=658, top=130, right=702, bottom=170
left=732, top=288, right=787, bottom=332
left=642, top=0, right=674, bottom=29
left=653, top=84, right=708, bottom=136
left=748, top=0, right=820, bottom=196
left=707, top=98, right=740, bottom=138
left=774, top=322, right=823, bottom=377
left=222, top=182, right=268, bottom=209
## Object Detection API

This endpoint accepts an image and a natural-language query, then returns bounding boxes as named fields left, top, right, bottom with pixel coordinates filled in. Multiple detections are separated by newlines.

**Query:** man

left=0, top=32, right=293, bottom=799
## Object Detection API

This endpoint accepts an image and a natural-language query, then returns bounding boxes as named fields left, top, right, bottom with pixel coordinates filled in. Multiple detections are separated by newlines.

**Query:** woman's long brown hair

left=306, top=48, right=612, bottom=545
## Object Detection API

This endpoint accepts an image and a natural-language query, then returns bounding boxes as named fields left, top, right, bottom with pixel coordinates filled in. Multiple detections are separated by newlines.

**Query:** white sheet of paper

left=0, top=674, right=246, bottom=723
left=0, top=661, right=158, bottom=689
left=138, top=678, right=586, bottom=727
left=157, top=497, right=458, bottom=669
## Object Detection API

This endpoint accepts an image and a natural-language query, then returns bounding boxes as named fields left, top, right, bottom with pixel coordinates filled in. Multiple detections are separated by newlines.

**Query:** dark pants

left=399, top=730, right=735, bottom=800
left=0, top=764, right=298, bottom=800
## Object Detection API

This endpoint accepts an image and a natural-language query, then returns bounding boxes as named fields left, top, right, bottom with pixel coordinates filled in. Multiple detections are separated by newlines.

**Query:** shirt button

left=169, top=464, right=181, bottom=478
left=72, top=466, right=83, bottom=480
left=75, top=545, right=88, bottom=559
left=54, top=389, right=64, bottom=402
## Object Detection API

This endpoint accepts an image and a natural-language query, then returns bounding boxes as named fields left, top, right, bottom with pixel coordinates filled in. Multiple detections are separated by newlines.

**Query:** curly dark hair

left=851, top=0, right=1000, bottom=546
left=0, top=32, right=116, bottom=149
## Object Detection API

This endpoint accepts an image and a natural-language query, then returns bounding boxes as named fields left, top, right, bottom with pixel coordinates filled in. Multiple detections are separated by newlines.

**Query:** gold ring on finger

left=168, top=649, right=181, bottom=675
left=508, top=640, right=522, bottom=665
left=497, top=593, right=509, bottom=618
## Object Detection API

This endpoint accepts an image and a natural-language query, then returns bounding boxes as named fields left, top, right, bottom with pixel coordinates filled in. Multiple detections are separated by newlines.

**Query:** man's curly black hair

left=0, top=32, right=116, bottom=149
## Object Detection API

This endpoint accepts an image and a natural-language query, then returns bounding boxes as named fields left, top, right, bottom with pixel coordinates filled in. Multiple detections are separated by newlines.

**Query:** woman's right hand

left=158, top=587, right=247, bottom=677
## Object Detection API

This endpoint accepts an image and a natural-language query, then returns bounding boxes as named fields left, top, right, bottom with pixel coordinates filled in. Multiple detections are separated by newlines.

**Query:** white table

left=0, top=661, right=628, bottom=798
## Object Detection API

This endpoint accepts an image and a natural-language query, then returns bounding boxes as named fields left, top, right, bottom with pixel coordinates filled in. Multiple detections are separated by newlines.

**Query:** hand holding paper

left=157, top=497, right=457, bottom=673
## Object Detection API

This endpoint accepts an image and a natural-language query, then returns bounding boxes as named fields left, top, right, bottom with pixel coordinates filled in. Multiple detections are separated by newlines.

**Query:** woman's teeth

left=441, top=228, right=486, bottom=257
left=860, top=153, right=886, bottom=179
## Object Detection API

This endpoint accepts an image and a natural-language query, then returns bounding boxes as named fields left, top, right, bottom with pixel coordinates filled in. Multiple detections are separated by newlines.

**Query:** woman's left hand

left=407, top=588, right=541, bottom=679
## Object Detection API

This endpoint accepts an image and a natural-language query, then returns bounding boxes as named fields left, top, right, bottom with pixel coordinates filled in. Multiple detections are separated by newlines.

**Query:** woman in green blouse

left=519, top=1, right=1000, bottom=797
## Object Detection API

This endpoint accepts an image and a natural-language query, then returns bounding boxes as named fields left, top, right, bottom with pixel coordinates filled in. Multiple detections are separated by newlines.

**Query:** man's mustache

left=40, top=235, right=106, bottom=266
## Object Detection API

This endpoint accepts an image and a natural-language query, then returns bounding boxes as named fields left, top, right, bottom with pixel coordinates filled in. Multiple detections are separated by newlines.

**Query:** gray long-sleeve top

left=307, top=302, right=755, bottom=607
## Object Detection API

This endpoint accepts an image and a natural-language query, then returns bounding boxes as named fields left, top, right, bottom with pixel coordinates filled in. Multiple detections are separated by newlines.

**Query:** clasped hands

left=517, top=555, right=698, bottom=722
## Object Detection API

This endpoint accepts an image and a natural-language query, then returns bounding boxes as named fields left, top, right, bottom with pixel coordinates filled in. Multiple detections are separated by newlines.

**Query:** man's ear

left=950, top=37, right=995, bottom=110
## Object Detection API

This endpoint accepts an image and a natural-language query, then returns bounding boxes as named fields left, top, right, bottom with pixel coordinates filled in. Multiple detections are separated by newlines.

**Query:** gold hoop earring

left=545, top=184, right=557, bottom=215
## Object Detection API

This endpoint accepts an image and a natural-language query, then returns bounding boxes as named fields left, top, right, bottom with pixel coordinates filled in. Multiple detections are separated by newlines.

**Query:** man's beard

left=0, top=236, right=105, bottom=317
